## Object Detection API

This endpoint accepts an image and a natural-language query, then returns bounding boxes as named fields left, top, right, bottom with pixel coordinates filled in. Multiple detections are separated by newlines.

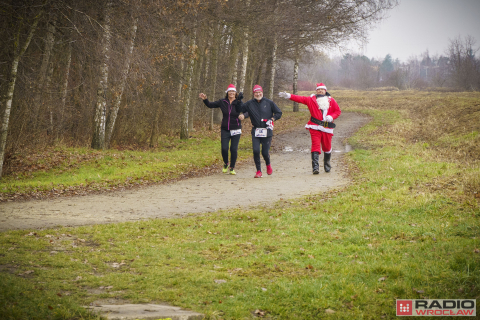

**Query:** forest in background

left=287, top=35, right=480, bottom=91
left=4, top=0, right=478, bottom=179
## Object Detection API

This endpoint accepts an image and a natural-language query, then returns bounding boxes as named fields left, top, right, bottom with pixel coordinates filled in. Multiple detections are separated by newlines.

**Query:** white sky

left=327, top=0, right=480, bottom=62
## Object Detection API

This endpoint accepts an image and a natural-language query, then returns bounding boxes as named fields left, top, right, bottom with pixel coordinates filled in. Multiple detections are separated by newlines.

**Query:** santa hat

left=253, top=84, right=263, bottom=93
left=316, top=83, right=327, bottom=90
left=225, top=84, right=237, bottom=93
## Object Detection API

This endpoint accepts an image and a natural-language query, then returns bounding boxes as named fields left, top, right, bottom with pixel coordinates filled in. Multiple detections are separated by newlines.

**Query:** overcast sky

left=328, top=0, right=480, bottom=62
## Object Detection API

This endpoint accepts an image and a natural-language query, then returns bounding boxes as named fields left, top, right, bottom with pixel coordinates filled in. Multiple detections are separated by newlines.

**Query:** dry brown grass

left=329, top=89, right=480, bottom=199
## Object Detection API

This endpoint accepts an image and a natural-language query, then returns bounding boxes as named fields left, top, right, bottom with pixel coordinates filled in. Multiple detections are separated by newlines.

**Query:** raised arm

left=278, top=91, right=310, bottom=105
left=199, top=93, right=222, bottom=109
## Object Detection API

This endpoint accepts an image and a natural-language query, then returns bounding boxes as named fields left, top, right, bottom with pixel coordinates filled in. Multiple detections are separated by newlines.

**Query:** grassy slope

left=0, top=90, right=479, bottom=320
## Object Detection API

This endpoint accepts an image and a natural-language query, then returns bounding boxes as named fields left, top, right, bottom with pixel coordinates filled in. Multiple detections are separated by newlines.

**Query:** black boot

left=311, top=152, right=320, bottom=174
left=324, top=152, right=331, bottom=172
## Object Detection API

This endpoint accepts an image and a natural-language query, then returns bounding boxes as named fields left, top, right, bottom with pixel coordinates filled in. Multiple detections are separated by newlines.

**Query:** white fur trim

left=316, top=85, right=327, bottom=90
left=225, top=88, right=237, bottom=93
left=305, top=124, right=334, bottom=134
left=316, top=96, right=330, bottom=110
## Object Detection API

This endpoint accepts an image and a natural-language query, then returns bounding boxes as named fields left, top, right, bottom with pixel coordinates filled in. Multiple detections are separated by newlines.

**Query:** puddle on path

left=283, top=143, right=353, bottom=153
left=282, top=146, right=311, bottom=153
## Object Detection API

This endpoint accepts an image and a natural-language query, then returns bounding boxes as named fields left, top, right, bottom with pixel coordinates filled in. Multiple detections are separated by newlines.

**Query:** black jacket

left=234, top=97, right=282, bottom=137
left=202, top=99, right=247, bottom=131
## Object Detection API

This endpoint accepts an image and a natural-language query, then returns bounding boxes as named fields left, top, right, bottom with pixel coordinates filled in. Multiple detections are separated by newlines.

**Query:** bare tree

left=105, top=15, right=138, bottom=148
left=0, top=4, right=43, bottom=178
left=447, top=35, right=479, bottom=90
left=91, top=0, right=113, bottom=150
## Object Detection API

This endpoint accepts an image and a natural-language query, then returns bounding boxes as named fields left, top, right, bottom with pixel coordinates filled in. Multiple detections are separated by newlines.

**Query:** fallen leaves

left=253, top=309, right=267, bottom=317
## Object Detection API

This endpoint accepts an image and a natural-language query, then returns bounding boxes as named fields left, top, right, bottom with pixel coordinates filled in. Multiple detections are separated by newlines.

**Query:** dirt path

left=0, top=112, right=369, bottom=231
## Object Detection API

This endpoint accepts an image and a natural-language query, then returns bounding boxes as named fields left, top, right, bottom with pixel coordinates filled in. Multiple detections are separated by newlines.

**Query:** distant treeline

left=290, top=35, right=480, bottom=91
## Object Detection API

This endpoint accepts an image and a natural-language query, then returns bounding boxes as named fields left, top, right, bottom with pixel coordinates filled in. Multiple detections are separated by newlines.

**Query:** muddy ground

left=0, top=112, right=370, bottom=231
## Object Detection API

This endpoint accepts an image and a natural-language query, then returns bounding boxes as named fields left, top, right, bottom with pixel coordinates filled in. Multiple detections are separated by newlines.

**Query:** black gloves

left=233, top=92, right=243, bottom=106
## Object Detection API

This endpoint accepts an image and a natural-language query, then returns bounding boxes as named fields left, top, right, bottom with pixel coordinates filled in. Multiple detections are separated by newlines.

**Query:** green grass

left=0, top=91, right=479, bottom=319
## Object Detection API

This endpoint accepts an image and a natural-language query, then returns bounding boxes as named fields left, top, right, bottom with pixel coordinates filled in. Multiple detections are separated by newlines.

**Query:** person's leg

left=260, top=136, right=273, bottom=174
left=309, top=129, right=321, bottom=153
left=309, top=129, right=321, bottom=174
left=252, top=135, right=262, bottom=172
left=229, top=134, right=241, bottom=169
left=221, top=130, right=231, bottom=172
left=320, top=132, right=333, bottom=172
left=260, top=136, right=272, bottom=165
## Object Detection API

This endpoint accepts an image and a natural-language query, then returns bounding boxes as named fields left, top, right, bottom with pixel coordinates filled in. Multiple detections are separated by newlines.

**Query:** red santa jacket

left=289, top=94, right=341, bottom=134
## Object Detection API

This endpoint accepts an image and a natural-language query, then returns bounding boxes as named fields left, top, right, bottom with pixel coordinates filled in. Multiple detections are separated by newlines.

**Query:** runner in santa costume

left=278, top=83, right=341, bottom=174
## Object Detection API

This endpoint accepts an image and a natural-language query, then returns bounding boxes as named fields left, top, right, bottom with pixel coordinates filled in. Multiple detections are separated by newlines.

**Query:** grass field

left=0, top=90, right=479, bottom=319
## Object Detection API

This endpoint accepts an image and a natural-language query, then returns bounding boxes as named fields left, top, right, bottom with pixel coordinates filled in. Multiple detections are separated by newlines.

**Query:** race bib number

left=230, top=129, right=242, bottom=136
left=255, top=128, right=268, bottom=137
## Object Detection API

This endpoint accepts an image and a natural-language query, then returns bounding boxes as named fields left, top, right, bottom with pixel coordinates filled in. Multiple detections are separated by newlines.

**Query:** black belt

left=310, top=116, right=336, bottom=128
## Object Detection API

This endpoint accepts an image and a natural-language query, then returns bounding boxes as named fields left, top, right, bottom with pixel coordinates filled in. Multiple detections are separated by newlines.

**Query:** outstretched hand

left=278, top=91, right=291, bottom=99
left=199, top=93, right=207, bottom=100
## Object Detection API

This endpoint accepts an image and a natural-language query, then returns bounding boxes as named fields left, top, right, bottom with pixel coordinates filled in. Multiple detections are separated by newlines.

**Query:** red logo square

left=397, top=300, right=413, bottom=316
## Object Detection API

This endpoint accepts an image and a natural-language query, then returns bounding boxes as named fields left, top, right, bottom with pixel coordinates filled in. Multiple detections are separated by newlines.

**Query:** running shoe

left=266, top=164, right=273, bottom=175
left=222, top=164, right=229, bottom=173
left=229, top=168, right=236, bottom=175
left=254, top=171, right=262, bottom=178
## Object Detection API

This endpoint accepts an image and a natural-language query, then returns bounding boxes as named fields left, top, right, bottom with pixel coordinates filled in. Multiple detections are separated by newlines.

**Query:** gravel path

left=0, top=112, right=369, bottom=231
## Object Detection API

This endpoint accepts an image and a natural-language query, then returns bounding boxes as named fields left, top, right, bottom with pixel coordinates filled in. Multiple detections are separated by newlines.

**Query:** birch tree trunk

left=238, top=29, right=249, bottom=93
left=188, top=25, right=204, bottom=132
left=238, top=0, right=251, bottom=93
left=208, top=23, right=220, bottom=130
left=227, top=26, right=239, bottom=86
left=58, top=41, right=72, bottom=141
left=33, top=18, right=56, bottom=129
left=180, top=34, right=196, bottom=139
left=45, top=56, right=55, bottom=139
left=105, top=17, right=138, bottom=149
left=0, top=11, right=42, bottom=178
left=292, top=44, right=300, bottom=112
left=267, top=36, right=278, bottom=99
left=91, top=0, right=113, bottom=150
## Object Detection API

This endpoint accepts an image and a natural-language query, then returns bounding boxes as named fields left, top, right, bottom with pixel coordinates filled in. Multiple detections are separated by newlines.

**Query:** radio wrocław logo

left=396, top=299, right=476, bottom=316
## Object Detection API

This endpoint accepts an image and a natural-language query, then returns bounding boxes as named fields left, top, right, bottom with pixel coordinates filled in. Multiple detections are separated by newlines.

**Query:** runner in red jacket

left=278, top=83, right=341, bottom=173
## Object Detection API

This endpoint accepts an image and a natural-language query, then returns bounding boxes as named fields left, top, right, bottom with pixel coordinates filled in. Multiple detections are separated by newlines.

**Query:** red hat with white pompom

left=225, top=84, right=237, bottom=93
left=316, top=83, right=327, bottom=90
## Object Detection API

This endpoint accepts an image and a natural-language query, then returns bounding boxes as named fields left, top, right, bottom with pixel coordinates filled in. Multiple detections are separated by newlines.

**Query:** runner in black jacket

left=199, top=84, right=248, bottom=175
left=234, top=85, right=282, bottom=178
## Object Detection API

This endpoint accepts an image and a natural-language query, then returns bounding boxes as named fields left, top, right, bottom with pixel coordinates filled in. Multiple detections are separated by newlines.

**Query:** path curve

left=0, top=112, right=369, bottom=231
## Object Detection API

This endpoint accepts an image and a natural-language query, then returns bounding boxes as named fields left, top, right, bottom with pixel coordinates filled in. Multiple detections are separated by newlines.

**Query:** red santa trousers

left=309, top=128, right=332, bottom=153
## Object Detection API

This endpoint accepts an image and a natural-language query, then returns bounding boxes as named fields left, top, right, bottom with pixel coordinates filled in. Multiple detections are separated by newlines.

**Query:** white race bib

left=230, top=129, right=242, bottom=136
left=255, top=128, right=268, bottom=137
